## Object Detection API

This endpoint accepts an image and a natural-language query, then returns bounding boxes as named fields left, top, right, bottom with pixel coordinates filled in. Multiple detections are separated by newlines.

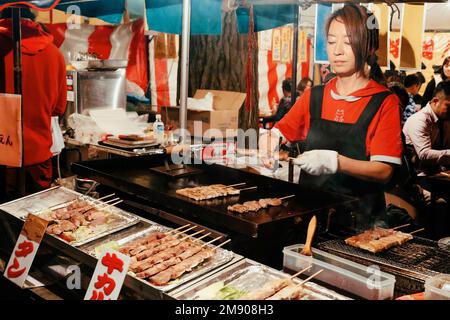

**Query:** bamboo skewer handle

left=202, top=236, right=223, bottom=248
left=298, top=269, right=324, bottom=287
left=100, top=200, right=123, bottom=211
left=409, top=228, right=425, bottom=235
left=173, top=225, right=197, bottom=236
left=290, top=266, right=311, bottom=279
left=228, top=183, right=246, bottom=187
left=393, top=223, right=410, bottom=230
left=213, top=239, right=231, bottom=250
left=166, top=224, right=191, bottom=234
left=180, top=230, right=204, bottom=241
left=279, top=195, right=295, bottom=201
left=238, top=186, right=258, bottom=192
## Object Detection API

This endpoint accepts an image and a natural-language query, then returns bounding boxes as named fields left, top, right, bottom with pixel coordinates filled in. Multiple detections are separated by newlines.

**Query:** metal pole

left=12, top=7, right=26, bottom=197
left=179, top=0, right=191, bottom=143
left=12, top=8, right=22, bottom=96
left=291, top=5, right=299, bottom=106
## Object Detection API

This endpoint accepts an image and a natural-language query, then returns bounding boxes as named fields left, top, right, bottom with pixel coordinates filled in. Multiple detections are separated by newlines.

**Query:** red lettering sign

left=101, top=253, right=124, bottom=274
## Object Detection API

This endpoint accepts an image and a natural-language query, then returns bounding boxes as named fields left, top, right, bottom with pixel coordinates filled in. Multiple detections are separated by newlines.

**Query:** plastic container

left=283, top=244, right=396, bottom=300
left=153, top=114, right=165, bottom=145
left=425, top=274, right=450, bottom=300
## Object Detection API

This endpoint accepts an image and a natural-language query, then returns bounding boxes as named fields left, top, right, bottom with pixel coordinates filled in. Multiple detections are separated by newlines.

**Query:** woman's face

left=326, top=19, right=356, bottom=76
left=443, top=61, right=450, bottom=78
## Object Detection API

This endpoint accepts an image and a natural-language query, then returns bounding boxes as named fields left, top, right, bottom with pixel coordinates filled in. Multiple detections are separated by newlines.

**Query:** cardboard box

left=161, top=90, right=246, bottom=138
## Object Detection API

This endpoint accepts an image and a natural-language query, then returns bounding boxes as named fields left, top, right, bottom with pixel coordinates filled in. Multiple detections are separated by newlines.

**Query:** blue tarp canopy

left=1, top=0, right=297, bottom=34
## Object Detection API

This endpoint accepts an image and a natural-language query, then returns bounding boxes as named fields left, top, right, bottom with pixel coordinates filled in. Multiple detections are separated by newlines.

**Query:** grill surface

left=319, top=237, right=450, bottom=282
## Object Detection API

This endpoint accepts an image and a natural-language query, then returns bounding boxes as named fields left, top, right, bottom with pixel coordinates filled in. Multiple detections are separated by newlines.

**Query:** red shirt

left=275, top=78, right=402, bottom=165
left=0, top=19, right=67, bottom=166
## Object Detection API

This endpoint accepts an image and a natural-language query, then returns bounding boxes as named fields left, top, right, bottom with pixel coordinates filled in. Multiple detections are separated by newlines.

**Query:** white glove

left=293, top=150, right=339, bottom=176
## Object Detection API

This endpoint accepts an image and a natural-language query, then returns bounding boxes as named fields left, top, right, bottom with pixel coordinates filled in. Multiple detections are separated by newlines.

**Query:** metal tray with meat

left=172, top=259, right=350, bottom=300
left=0, top=186, right=140, bottom=247
left=83, top=224, right=235, bottom=292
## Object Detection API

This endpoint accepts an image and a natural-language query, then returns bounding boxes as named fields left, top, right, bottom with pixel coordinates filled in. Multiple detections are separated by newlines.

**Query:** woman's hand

left=293, top=150, right=338, bottom=175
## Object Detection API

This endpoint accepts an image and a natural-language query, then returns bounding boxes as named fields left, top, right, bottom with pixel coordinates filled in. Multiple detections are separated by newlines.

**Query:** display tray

left=0, top=186, right=140, bottom=247
left=100, top=139, right=159, bottom=150
left=81, top=224, right=235, bottom=292
left=171, top=259, right=350, bottom=300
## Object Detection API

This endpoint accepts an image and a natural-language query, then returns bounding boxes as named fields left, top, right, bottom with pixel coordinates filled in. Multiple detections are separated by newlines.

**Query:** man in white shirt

left=403, top=80, right=450, bottom=176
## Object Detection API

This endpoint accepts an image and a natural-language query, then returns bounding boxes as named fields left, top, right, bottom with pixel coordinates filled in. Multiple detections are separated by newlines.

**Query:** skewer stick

left=174, top=225, right=197, bottom=235
left=279, top=195, right=296, bottom=201
left=166, top=224, right=191, bottom=234
left=238, top=186, right=258, bottom=192
left=95, top=197, right=121, bottom=208
left=393, top=223, right=410, bottom=230
left=101, top=200, right=124, bottom=211
left=96, top=193, right=116, bottom=202
left=213, top=239, right=232, bottom=250
left=228, top=183, right=246, bottom=187
left=409, top=228, right=425, bottom=235
left=290, top=266, right=311, bottom=280
left=194, top=232, right=212, bottom=242
left=180, top=230, right=204, bottom=241
left=201, top=236, right=223, bottom=248
left=298, top=269, right=324, bottom=287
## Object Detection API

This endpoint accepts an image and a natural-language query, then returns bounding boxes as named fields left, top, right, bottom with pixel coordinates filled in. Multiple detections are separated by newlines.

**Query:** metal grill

left=318, top=237, right=450, bottom=282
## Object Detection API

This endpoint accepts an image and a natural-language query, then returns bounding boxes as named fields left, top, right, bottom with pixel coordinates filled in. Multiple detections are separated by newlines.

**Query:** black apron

left=300, top=85, right=392, bottom=229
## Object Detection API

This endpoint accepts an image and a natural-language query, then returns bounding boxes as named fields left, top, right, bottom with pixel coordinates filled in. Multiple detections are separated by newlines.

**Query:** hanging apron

left=300, top=85, right=392, bottom=229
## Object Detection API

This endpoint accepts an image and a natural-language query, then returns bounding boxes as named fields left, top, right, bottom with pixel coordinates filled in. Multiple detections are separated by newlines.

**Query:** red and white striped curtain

left=45, top=19, right=148, bottom=96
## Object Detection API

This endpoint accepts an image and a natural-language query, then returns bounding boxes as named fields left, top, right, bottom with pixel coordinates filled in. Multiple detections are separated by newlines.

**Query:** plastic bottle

left=153, top=114, right=165, bottom=145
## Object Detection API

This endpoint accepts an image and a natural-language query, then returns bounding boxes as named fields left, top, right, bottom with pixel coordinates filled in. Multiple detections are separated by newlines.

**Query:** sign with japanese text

left=280, top=27, right=292, bottom=64
left=271, top=28, right=281, bottom=63
left=0, top=94, right=22, bottom=167
left=4, top=214, right=49, bottom=287
left=85, top=249, right=131, bottom=300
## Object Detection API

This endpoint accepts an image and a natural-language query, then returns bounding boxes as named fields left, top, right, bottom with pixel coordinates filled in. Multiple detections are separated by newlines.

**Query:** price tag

left=4, top=214, right=49, bottom=287
left=85, top=249, right=131, bottom=300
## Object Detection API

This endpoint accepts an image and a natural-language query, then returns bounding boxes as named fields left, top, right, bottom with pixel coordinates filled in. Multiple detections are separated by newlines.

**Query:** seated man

left=403, top=80, right=450, bottom=175
left=403, top=80, right=450, bottom=238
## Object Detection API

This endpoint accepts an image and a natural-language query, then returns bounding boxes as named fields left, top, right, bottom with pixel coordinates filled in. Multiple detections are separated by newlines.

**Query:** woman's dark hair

left=325, top=3, right=379, bottom=77
left=439, top=56, right=450, bottom=80
left=297, top=77, right=312, bottom=92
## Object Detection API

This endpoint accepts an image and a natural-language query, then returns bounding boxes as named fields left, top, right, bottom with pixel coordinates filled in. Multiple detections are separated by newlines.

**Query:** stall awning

left=0, top=0, right=61, bottom=11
